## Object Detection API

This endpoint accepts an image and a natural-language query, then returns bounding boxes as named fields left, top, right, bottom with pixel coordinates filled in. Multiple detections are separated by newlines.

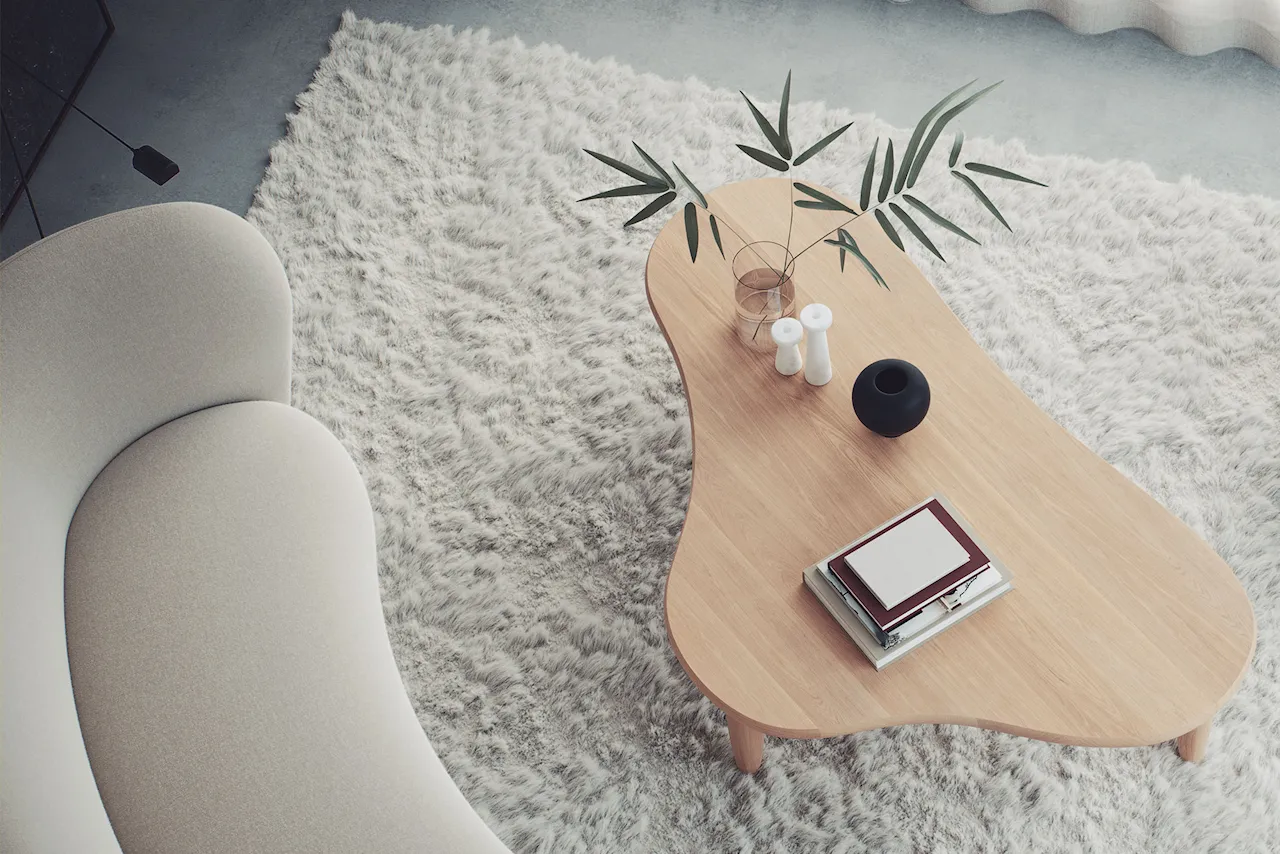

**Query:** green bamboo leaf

left=948, top=132, right=964, bottom=168
left=584, top=148, right=665, bottom=187
left=874, top=209, right=904, bottom=251
left=852, top=252, right=890, bottom=290
left=740, top=92, right=787, bottom=159
left=860, top=138, right=879, bottom=211
left=906, top=81, right=1002, bottom=188
left=795, top=200, right=845, bottom=210
left=895, top=79, right=976, bottom=194
left=827, top=228, right=877, bottom=280
left=904, top=194, right=980, bottom=244
left=824, top=238, right=848, bottom=271
left=824, top=236, right=844, bottom=267
left=632, top=143, right=674, bottom=189
left=952, top=170, right=1011, bottom=231
left=578, top=184, right=668, bottom=202
left=777, top=71, right=793, bottom=160
left=964, top=162, right=1047, bottom=186
left=709, top=214, right=725, bottom=258
left=889, top=201, right=946, bottom=262
left=792, top=121, right=853, bottom=167
left=736, top=144, right=790, bottom=172
left=683, top=202, right=699, bottom=262
left=878, top=138, right=895, bottom=203
left=670, top=161, right=708, bottom=208
left=624, top=191, right=677, bottom=226
left=794, top=183, right=857, bottom=214
left=845, top=235, right=891, bottom=290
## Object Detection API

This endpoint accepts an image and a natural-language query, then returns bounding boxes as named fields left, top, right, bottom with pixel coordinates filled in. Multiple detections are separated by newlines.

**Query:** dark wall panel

left=1, top=0, right=113, bottom=223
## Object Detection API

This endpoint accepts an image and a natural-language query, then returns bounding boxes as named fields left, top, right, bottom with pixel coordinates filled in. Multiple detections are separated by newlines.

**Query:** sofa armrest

left=66, top=403, right=512, bottom=853
left=1, top=203, right=291, bottom=853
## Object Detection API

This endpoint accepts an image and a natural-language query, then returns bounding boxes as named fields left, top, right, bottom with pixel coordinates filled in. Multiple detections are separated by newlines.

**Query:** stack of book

left=803, top=494, right=1013, bottom=670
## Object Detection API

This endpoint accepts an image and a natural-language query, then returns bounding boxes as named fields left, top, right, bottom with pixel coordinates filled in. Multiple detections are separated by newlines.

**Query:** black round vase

left=851, top=359, right=930, bottom=438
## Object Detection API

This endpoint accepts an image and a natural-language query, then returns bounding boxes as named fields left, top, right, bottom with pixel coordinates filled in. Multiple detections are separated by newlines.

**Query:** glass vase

left=732, top=241, right=797, bottom=349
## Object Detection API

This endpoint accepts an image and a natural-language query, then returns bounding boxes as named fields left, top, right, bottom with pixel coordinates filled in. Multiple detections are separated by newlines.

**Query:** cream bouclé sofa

left=962, top=0, right=1278, bottom=65
left=0, top=203, right=513, bottom=853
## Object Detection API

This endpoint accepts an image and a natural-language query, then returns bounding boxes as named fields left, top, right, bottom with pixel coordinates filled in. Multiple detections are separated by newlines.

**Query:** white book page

left=844, top=507, right=970, bottom=609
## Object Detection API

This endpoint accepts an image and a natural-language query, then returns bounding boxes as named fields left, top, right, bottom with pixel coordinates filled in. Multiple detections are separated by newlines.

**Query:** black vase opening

left=852, top=359, right=930, bottom=438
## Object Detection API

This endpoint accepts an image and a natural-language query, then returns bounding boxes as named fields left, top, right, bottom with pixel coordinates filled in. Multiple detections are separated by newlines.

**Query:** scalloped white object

left=962, top=0, right=1280, bottom=64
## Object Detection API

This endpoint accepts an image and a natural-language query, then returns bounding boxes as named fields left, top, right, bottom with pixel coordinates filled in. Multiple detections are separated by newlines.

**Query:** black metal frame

left=1, top=0, right=115, bottom=226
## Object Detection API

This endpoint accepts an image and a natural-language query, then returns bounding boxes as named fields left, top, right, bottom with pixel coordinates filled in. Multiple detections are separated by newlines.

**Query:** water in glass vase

left=732, top=241, right=796, bottom=349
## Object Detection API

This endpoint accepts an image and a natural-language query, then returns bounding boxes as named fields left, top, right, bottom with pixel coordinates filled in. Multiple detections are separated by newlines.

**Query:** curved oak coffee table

left=645, top=178, right=1254, bottom=773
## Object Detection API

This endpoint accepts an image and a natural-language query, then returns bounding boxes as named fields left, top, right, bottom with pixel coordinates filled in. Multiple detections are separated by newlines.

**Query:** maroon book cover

left=827, top=499, right=989, bottom=631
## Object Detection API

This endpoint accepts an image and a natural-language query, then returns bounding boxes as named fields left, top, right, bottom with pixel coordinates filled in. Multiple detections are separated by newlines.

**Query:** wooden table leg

left=727, top=715, right=764, bottom=772
left=1177, top=720, right=1212, bottom=762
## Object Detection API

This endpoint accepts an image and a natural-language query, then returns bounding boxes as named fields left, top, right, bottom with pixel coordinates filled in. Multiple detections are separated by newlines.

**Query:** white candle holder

left=800, top=303, right=833, bottom=387
left=771, top=317, right=804, bottom=376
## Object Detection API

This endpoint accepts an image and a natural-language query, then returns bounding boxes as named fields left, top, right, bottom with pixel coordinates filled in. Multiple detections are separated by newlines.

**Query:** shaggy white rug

left=248, top=14, right=1280, bottom=853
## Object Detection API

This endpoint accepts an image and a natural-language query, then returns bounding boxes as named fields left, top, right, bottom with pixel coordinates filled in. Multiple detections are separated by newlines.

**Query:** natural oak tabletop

left=645, top=177, right=1254, bottom=768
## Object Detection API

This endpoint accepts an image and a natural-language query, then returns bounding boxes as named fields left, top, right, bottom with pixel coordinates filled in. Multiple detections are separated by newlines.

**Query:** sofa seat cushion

left=65, top=401, right=511, bottom=854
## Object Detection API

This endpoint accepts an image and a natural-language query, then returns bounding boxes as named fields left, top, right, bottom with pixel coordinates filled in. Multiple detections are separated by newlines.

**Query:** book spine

left=939, top=565, right=998, bottom=610
left=820, top=565, right=901, bottom=649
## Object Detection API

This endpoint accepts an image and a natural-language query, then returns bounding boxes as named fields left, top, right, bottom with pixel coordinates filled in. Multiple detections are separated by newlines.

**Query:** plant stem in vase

left=732, top=241, right=796, bottom=350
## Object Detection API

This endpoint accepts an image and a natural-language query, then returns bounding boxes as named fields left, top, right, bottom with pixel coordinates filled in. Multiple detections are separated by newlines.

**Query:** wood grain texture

left=727, top=716, right=765, bottom=773
left=646, top=177, right=1255, bottom=748
left=1177, top=721, right=1212, bottom=762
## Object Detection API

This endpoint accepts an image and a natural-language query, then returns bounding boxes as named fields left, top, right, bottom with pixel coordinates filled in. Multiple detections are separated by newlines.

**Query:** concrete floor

left=2, top=0, right=1277, bottom=256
